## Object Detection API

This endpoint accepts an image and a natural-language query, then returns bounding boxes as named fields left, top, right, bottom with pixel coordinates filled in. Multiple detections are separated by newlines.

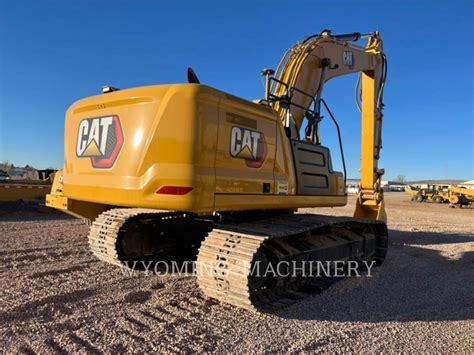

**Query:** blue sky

left=0, top=0, right=472, bottom=180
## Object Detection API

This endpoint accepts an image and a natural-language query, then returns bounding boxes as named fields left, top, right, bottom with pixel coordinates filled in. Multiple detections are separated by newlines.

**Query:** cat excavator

left=46, top=29, right=388, bottom=311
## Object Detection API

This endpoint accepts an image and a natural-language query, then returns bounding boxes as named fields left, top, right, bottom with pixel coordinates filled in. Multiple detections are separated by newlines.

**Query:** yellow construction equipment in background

left=405, top=185, right=473, bottom=208
left=447, top=186, right=474, bottom=208
left=405, top=185, right=448, bottom=203
left=47, top=30, right=388, bottom=310
left=0, top=172, right=54, bottom=201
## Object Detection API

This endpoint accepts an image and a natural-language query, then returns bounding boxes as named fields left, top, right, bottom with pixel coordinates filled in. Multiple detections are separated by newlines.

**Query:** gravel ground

left=0, top=193, right=473, bottom=352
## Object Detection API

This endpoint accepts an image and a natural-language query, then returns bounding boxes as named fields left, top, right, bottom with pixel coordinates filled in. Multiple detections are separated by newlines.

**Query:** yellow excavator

left=47, top=29, right=388, bottom=310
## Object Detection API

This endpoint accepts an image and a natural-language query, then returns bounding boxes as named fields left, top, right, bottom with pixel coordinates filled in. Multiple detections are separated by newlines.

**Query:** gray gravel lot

left=0, top=193, right=473, bottom=352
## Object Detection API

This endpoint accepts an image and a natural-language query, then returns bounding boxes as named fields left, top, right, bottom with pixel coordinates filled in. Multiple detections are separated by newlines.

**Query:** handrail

left=266, top=77, right=347, bottom=186
left=320, top=98, right=347, bottom=186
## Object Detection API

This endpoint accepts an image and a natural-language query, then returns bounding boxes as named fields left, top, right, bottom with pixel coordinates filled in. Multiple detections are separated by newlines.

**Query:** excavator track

left=89, top=209, right=387, bottom=311
left=196, top=213, right=388, bottom=311
left=88, top=208, right=210, bottom=267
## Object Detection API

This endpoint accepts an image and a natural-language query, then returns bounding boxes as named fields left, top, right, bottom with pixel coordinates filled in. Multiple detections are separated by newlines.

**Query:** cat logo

left=343, top=51, right=354, bottom=67
left=76, top=115, right=124, bottom=168
left=230, top=126, right=267, bottom=168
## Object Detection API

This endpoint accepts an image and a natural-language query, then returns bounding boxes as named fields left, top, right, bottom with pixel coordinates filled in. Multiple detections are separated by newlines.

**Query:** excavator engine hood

left=61, top=84, right=218, bottom=212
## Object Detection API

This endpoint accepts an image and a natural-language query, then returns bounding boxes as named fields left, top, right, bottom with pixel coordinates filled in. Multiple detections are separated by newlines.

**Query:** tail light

left=156, top=186, right=193, bottom=195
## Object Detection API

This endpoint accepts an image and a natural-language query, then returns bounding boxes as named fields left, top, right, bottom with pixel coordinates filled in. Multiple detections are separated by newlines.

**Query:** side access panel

left=291, top=140, right=343, bottom=196
left=214, top=95, right=277, bottom=195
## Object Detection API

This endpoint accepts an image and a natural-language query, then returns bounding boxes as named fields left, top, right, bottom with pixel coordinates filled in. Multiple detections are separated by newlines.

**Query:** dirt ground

left=0, top=193, right=472, bottom=352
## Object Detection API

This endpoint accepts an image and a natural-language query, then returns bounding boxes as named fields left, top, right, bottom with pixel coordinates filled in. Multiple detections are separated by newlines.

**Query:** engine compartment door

left=215, top=97, right=276, bottom=195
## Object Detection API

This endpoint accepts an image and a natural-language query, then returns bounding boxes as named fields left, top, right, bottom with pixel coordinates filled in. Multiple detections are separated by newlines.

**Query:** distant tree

left=1, top=161, right=15, bottom=170
left=394, top=175, right=406, bottom=183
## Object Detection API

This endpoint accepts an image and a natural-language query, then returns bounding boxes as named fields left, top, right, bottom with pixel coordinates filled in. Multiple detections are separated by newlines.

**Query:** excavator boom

left=265, top=29, right=387, bottom=221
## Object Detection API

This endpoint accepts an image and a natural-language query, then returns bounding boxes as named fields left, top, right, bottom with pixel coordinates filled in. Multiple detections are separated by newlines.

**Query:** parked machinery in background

left=406, top=184, right=473, bottom=208
left=447, top=186, right=474, bottom=208
left=406, top=185, right=440, bottom=203
left=0, top=169, right=55, bottom=202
